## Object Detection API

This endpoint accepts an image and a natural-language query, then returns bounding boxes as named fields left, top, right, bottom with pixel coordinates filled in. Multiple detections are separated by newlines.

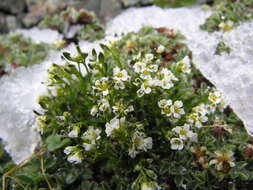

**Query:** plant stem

left=40, top=156, right=53, bottom=190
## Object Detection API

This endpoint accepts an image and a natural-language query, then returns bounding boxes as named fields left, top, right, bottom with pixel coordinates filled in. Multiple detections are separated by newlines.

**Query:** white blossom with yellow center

left=170, top=137, right=184, bottom=150
left=218, top=20, right=234, bottom=31
left=176, top=56, right=191, bottom=74
left=112, top=101, right=134, bottom=115
left=105, top=117, right=125, bottom=137
left=129, top=131, right=153, bottom=158
left=93, top=77, right=110, bottom=96
left=113, top=67, right=129, bottom=81
left=187, top=112, right=208, bottom=128
left=170, top=100, right=185, bottom=118
left=137, top=78, right=155, bottom=97
left=208, top=91, right=223, bottom=105
left=133, top=61, right=146, bottom=73
left=158, top=99, right=172, bottom=109
left=172, top=124, right=193, bottom=140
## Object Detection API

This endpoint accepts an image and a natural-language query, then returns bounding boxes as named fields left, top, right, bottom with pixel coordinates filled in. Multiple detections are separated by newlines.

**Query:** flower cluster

left=36, top=26, right=249, bottom=189
left=158, top=99, right=184, bottom=119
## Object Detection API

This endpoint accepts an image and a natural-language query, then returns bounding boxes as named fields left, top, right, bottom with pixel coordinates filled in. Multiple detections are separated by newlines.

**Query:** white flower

left=128, top=147, right=139, bottom=158
left=83, top=143, right=95, bottom=151
left=125, top=105, right=134, bottom=113
left=133, top=62, right=146, bottom=73
left=160, top=68, right=178, bottom=81
left=129, top=131, right=153, bottom=158
left=158, top=99, right=172, bottom=109
left=147, top=64, right=158, bottom=72
left=114, top=80, right=125, bottom=90
left=144, top=53, right=154, bottom=62
left=206, top=103, right=217, bottom=113
left=189, top=132, right=198, bottom=142
left=158, top=99, right=185, bottom=118
left=112, top=101, right=134, bottom=115
left=193, top=104, right=208, bottom=116
left=105, top=117, right=125, bottom=137
left=218, top=20, right=234, bottom=31
left=140, top=64, right=158, bottom=79
left=176, top=56, right=191, bottom=74
left=170, top=100, right=185, bottom=118
left=113, top=67, right=129, bottom=81
left=158, top=78, right=174, bottom=89
left=172, top=124, right=193, bottom=140
left=68, top=126, right=80, bottom=138
left=139, top=137, right=153, bottom=151
left=170, top=138, right=184, bottom=150
left=141, top=181, right=161, bottom=190
left=156, top=68, right=178, bottom=89
left=82, top=126, right=101, bottom=151
left=98, top=98, right=110, bottom=112
left=93, top=77, right=110, bottom=96
left=90, top=105, right=98, bottom=116
left=64, top=146, right=76, bottom=155
left=208, top=91, right=223, bottom=105
left=137, top=78, right=155, bottom=97
left=156, top=45, right=165, bottom=53
left=83, top=126, right=101, bottom=143
left=187, top=113, right=208, bottom=128
left=67, top=152, right=83, bottom=164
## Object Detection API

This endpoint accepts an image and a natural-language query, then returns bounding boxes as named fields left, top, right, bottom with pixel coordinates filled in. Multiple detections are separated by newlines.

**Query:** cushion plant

left=2, top=27, right=253, bottom=190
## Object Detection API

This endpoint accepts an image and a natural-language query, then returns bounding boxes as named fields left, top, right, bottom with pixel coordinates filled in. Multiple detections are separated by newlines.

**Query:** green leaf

left=15, top=174, right=34, bottom=184
left=45, top=135, right=71, bottom=152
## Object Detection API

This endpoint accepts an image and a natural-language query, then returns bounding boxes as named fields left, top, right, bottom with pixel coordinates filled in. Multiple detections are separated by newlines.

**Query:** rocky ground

left=0, top=0, right=210, bottom=33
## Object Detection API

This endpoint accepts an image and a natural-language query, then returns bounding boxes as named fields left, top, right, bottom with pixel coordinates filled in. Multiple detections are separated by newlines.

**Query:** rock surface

left=0, top=0, right=26, bottom=14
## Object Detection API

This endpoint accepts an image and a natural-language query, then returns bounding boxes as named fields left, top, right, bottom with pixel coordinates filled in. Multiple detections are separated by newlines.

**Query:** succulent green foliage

left=4, top=27, right=253, bottom=190
left=153, top=0, right=198, bottom=7
left=201, top=0, right=253, bottom=32
left=123, top=0, right=198, bottom=8
left=215, top=41, right=231, bottom=55
left=38, top=8, right=105, bottom=42
left=0, top=33, right=48, bottom=70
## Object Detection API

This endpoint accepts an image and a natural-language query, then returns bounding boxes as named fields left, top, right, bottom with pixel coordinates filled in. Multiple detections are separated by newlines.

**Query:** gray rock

left=6, top=16, right=21, bottom=31
left=79, top=0, right=102, bottom=15
left=100, top=0, right=122, bottom=21
left=0, top=0, right=26, bottom=15
left=23, top=0, right=103, bottom=27
left=0, top=13, right=8, bottom=33
left=121, top=0, right=153, bottom=7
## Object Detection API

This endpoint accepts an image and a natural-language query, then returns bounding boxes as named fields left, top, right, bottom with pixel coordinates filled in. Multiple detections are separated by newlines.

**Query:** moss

left=0, top=33, right=48, bottom=74
left=201, top=0, right=253, bottom=32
